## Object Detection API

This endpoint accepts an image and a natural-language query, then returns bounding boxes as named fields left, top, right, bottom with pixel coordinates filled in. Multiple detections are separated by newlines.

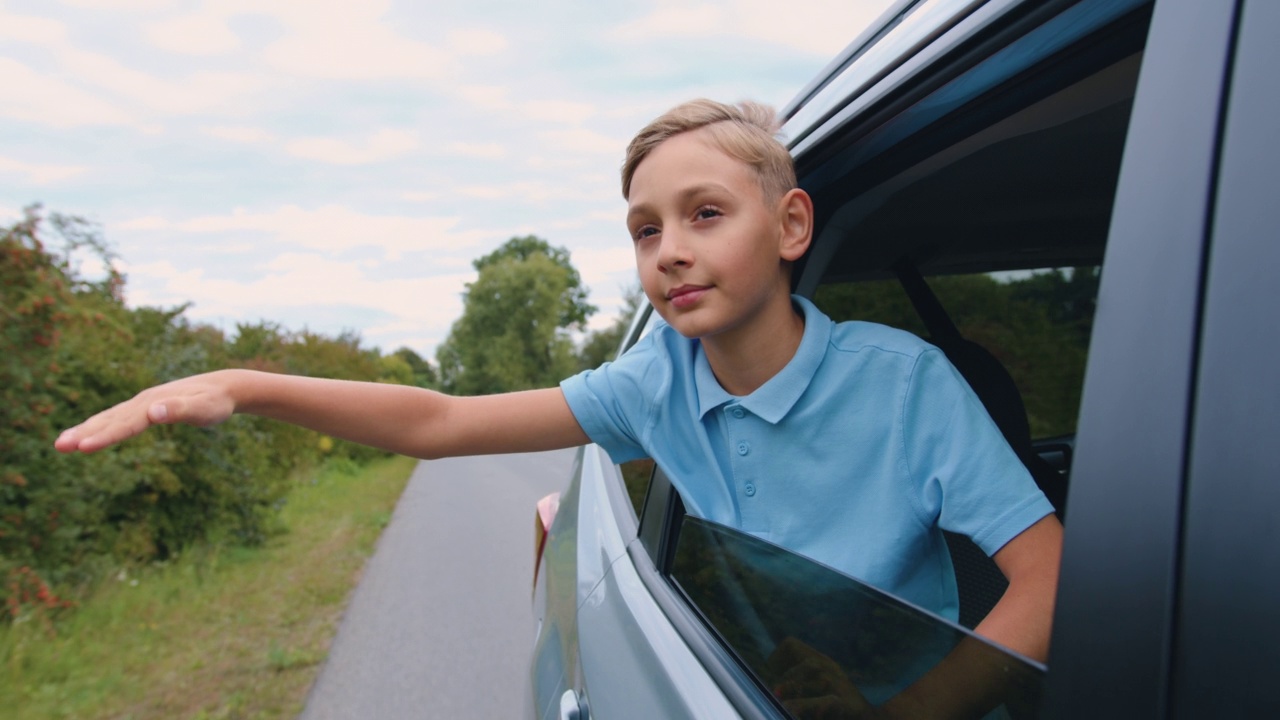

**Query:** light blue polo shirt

left=560, top=296, right=1053, bottom=621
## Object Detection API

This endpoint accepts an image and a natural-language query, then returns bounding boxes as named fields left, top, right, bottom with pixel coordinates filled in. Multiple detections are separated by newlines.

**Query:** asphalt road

left=299, top=449, right=577, bottom=720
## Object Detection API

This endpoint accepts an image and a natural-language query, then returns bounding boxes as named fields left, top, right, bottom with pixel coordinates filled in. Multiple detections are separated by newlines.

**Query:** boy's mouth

left=667, top=285, right=710, bottom=309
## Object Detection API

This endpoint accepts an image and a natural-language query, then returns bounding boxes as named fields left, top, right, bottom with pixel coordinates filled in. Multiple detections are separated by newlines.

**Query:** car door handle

left=559, top=689, right=586, bottom=720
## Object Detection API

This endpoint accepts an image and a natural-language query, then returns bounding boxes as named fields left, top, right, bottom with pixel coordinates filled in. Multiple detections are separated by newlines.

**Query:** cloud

left=540, top=128, right=626, bottom=157
left=58, top=0, right=174, bottom=9
left=117, top=204, right=485, bottom=260
left=455, top=180, right=615, bottom=204
left=0, top=9, right=70, bottom=45
left=0, top=7, right=265, bottom=125
left=613, top=0, right=895, bottom=57
left=399, top=191, right=440, bottom=203
left=286, top=129, right=419, bottom=165
left=58, top=48, right=266, bottom=115
left=524, top=100, right=597, bottom=125
left=123, top=253, right=473, bottom=354
left=447, top=29, right=509, bottom=56
left=456, top=84, right=509, bottom=110
left=203, top=125, right=275, bottom=144
left=145, top=12, right=241, bottom=56
left=0, top=155, right=90, bottom=185
left=258, top=1, right=457, bottom=80
left=441, top=142, right=505, bottom=159
left=0, top=57, right=135, bottom=127
left=569, top=245, right=637, bottom=287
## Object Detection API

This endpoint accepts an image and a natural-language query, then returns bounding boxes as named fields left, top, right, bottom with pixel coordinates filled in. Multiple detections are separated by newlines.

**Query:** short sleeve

left=560, top=333, right=671, bottom=465
left=901, top=348, right=1054, bottom=556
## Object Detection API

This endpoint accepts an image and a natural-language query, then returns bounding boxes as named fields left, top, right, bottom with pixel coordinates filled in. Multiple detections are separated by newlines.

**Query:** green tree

left=389, top=346, right=437, bottom=389
left=437, top=236, right=596, bottom=395
left=578, top=282, right=645, bottom=371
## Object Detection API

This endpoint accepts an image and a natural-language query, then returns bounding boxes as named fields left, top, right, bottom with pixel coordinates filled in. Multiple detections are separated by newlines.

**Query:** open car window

left=669, top=514, right=1046, bottom=719
left=813, top=265, right=1097, bottom=448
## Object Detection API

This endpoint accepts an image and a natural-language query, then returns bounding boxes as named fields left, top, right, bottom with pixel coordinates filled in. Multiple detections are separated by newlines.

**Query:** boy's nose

left=657, top=231, right=693, bottom=273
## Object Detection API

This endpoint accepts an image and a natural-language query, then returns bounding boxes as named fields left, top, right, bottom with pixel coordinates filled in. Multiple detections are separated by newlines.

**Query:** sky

left=1, top=0, right=895, bottom=360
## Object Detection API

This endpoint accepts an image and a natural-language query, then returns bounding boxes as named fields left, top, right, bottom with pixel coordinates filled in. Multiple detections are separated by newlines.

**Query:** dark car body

left=532, top=0, right=1280, bottom=717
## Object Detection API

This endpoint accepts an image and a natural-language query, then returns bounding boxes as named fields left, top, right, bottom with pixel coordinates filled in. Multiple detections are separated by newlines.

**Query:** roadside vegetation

left=1, top=207, right=624, bottom=716
left=0, top=454, right=416, bottom=720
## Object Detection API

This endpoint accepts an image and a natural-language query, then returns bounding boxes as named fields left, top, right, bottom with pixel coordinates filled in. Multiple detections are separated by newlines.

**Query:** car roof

left=783, top=0, right=1150, bottom=289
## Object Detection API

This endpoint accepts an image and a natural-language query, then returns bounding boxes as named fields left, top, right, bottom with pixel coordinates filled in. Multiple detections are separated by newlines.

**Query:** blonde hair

left=621, top=99, right=796, bottom=203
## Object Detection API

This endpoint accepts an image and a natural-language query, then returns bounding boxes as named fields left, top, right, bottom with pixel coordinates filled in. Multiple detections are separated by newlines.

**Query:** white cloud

left=0, top=57, right=135, bottom=127
left=124, top=253, right=473, bottom=353
left=117, top=204, right=485, bottom=259
left=524, top=100, right=597, bottom=125
left=258, top=0, right=456, bottom=80
left=455, top=181, right=614, bottom=204
left=145, top=12, right=241, bottom=56
left=117, top=215, right=168, bottom=230
left=441, top=142, right=505, bottom=159
left=58, top=0, right=174, bottom=9
left=0, top=155, right=90, bottom=185
left=399, top=191, right=440, bottom=203
left=613, top=0, right=896, bottom=57
left=456, top=84, right=509, bottom=109
left=0, top=10, right=70, bottom=45
left=203, top=125, right=275, bottom=144
left=447, top=29, right=509, bottom=56
left=540, top=128, right=626, bottom=157
left=570, top=245, right=638, bottom=287
left=287, top=128, right=419, bottom=165
left=0, top=7, right=265, bottom=125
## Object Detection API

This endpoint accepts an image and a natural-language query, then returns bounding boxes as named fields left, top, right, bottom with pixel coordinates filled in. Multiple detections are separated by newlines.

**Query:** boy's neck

left=701, top=293, right=806, bottom=397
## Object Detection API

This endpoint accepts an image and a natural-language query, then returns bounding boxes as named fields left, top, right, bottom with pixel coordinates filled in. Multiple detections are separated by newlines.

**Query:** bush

left=0, top=207, right=405, bottom=612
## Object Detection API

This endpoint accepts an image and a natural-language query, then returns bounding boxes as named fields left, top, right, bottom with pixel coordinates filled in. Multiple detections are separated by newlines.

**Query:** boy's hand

left=768, top=636, right=875, bottom=719
left=55, top=370, right=239, bottom=454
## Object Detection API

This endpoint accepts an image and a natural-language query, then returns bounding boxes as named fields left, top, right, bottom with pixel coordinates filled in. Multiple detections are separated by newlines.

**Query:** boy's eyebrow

left=626, top=182, right=734, bottom=224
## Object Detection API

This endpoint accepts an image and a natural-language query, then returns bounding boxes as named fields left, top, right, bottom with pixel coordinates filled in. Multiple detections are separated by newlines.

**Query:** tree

left=437, top=236, right=596, bottom=395
left=390, top=347, right=437, bottom=388
left=578, top=282, right=645, bottom=371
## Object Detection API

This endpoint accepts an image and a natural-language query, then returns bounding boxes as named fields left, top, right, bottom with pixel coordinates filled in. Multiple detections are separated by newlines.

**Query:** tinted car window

left=670, top=516, right=1045, bottom=719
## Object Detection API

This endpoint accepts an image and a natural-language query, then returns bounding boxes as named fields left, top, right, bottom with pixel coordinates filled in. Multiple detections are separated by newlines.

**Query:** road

left=299, top=449, right=577, bottom=720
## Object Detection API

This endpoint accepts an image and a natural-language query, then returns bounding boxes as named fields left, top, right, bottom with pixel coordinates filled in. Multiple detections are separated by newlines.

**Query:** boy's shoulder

left=826, top=317, right=937, bottom=360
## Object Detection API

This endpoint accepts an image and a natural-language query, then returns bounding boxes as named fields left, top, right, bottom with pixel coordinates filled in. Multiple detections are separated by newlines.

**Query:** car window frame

left=1043, top=0, right=1243, bottom=715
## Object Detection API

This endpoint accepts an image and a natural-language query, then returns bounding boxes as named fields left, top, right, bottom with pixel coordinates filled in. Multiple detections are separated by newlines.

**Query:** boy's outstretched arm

left=54, top=369, right=591, bottom=459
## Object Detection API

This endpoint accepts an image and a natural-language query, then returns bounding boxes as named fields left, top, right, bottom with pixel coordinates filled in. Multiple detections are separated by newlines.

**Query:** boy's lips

left=667, top=285, right=711, bottom=309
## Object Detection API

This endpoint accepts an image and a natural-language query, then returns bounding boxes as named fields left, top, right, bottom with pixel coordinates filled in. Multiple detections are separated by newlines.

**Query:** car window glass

left=618, top=458, right=654, bottom=520
left=669, top=515, right=1045, bottom=719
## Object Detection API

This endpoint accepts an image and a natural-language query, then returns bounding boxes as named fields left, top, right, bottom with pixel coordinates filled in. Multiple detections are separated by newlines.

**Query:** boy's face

left=625, top=129, right=803, bottom=342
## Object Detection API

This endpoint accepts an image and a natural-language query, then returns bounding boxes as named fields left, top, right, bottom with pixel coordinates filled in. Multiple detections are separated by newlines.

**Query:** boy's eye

left=694, top=206, right=722, bottom=221
left=633, top=225, right=659, bottom=241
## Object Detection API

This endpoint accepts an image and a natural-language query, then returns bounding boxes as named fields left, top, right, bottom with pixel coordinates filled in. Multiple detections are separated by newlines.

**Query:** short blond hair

left=621, top=99, right=796, bottom=203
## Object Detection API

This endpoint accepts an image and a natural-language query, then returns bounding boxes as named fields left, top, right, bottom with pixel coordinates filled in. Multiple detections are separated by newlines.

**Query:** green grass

left=0, top=454, right=417, bottom=720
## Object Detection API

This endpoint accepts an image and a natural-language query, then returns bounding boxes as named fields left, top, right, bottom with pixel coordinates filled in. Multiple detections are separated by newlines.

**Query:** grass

left=0, top=454, right=417, bottom=720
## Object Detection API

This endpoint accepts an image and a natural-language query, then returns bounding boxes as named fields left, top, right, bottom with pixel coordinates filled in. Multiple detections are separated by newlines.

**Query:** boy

left=57, top=99, right=1061, bottom=705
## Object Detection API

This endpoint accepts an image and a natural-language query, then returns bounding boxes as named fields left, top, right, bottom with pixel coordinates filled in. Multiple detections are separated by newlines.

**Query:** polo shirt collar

left=694, top=295, right=832, bottom=424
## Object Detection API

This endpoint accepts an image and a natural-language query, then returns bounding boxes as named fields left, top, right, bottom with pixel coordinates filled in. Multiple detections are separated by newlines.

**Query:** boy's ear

left=777, top=188, right=814, bottom=262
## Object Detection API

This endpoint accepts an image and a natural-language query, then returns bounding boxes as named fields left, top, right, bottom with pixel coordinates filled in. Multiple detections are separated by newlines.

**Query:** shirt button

left=737, top=441, right=750, bottom=456
left=731, top=408, right=745, bottom=419
left=744, top=483, right=756, bottom=497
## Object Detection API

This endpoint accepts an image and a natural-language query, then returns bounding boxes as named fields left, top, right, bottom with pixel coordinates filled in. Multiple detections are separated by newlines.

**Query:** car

left=530, top=0, right=1280, bottom=717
